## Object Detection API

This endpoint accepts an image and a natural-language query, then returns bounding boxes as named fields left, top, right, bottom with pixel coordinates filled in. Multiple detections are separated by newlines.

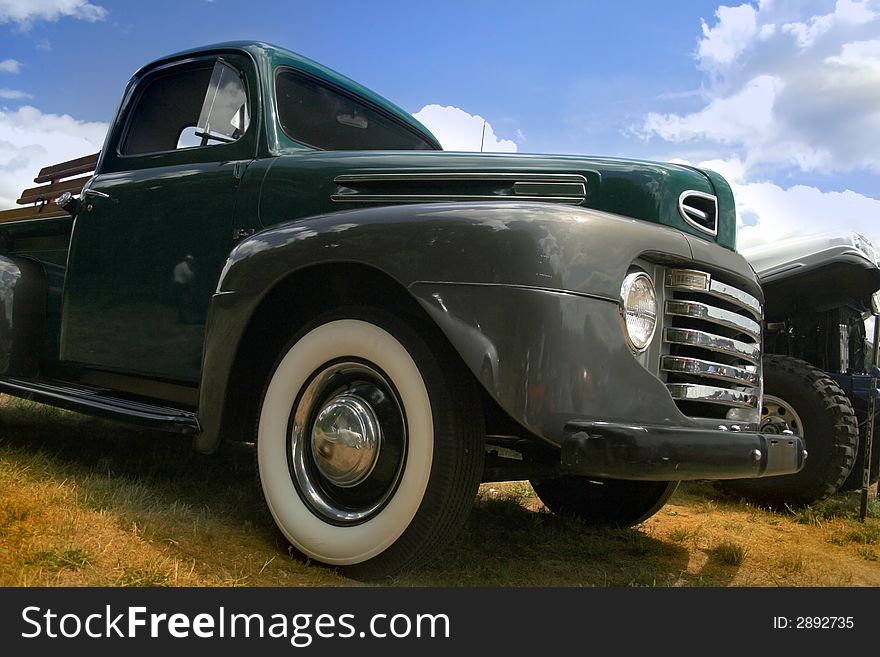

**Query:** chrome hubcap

left=311, top=393, right=381, bottom=488
left=289, top=361, right=407, bottom=525
left=760, top=394, right=803, bottom=436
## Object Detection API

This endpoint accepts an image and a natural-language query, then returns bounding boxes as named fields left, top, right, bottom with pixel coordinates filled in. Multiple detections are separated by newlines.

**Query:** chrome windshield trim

left=664, top=327, right=761, bottom=365
left=666, top=383, right=759, bottom=409
left=661, top=355, right=759, bottom=387
left=665, top=299, right=761, bottom=340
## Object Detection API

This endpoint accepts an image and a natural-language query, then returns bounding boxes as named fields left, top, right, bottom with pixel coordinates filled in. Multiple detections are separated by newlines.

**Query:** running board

left=0, top=377, right=200, bottom=435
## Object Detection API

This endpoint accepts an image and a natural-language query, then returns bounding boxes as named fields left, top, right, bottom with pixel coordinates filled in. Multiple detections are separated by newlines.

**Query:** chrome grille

left=662, top=268, right=762, bottom=421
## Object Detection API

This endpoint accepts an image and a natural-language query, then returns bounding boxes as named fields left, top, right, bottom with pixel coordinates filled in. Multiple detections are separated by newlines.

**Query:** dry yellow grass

left=0, top=451, right=349, bottom=587
left=1, top=396, right=879, bottom=586
left=0, top=398, right=348, bottom=587
left=647, top=484, right=880, bottom=586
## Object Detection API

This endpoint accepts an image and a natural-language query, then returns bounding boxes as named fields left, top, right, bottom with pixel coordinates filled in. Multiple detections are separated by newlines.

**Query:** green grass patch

left=790, top=494, right=880, bottom=526
left=710, top=541, right=746, bottom=566
left=116, top=566, right=172, bottom=587
left=25, top=548, right=91, bottom=572
left=778, top=552, right=805, bottom=574
left=829, top=524, right=880, bottom=546
left=668, top=527, right=693, bottom=543
left=857, top=547, right=878, bottom=562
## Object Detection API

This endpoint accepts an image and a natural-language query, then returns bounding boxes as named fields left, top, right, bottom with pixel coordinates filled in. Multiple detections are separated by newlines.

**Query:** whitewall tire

left=256, top=307, right=483, bottom=578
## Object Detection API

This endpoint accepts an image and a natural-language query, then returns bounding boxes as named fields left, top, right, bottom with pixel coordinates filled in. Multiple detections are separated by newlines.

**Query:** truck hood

left=262, top=150, right=738, bottom=250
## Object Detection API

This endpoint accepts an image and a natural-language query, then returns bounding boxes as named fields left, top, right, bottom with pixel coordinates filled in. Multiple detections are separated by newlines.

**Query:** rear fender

left=0, top=256, right=47, bottom=377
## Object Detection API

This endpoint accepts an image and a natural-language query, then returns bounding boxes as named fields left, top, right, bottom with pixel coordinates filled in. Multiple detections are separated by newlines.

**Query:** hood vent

left=678, top=191, right=718, bottom=237
left=332, top=172, right=587, bottom=205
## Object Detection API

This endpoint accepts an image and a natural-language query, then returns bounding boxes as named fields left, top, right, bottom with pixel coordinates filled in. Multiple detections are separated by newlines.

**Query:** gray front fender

left=196, top=201, right=705, bottom=452
left=215, top=201, right=695, bottom=300
left=409, top=282, right=691, bottom=446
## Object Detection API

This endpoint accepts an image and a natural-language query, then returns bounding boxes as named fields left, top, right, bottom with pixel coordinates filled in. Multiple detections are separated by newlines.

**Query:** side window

left=122, top=60, right=250, bottom=156
left=275, top=70, right=436, bottom=151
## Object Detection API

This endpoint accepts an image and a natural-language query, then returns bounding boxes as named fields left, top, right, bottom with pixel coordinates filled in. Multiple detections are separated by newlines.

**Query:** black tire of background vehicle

left=529, top=477, right=679, bottom=526
left=719, top=355, right=859, bottom=507
left=254, top=305, right=484, bottom=579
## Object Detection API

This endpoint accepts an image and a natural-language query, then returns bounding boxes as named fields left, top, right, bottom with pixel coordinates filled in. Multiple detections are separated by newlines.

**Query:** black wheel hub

left=288, top=360, right=407, bottom=526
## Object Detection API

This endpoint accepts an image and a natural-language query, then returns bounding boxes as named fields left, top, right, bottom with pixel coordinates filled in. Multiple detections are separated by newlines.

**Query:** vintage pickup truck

left=0, top=41, right=805, bottom=577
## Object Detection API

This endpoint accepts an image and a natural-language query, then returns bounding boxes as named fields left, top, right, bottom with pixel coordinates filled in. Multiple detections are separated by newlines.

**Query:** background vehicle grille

left=661, top=269, right=762, bottom=421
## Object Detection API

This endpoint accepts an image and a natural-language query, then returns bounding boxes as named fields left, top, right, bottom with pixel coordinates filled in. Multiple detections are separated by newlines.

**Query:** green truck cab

left=0, top=42, right=805, bottom=577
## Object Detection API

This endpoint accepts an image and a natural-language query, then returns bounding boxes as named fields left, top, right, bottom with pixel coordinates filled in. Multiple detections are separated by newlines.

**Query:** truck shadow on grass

left=0, top=400, right=694, bottom=586
left=393, top=496, right=694, bottom=586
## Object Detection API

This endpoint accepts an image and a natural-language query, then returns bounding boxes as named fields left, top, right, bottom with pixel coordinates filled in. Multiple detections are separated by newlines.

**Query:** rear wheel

left=720, top=355, right=858, bottom=506
left=530, top=477, right=678, bottom=526
left=255, top=306, right=484, bottom=578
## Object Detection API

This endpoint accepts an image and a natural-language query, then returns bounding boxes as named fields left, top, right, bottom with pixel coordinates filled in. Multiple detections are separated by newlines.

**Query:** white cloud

left=412, top=104, right=517, bottom=152
left=0, top=59, right=21, bottom=74
left=643, top=75, right=779, bottom=145
left=783, top=0, right=876, bottom=47
left=637, top=2, right=880, bottom=250
left=637, top=0, right=880, bottom=175
left=0, top=88, right=31, bottom=99
left=0, top=105, right=106, bottom=208
left=0, top=0, right=107, bottom=25
left=698, top=3, right=759, bottom=69
left=672, top=156, right=748, bottom=184
left=735, top=180, right=880, bottom=249
left=782, top=10, right=835, bottom=47
left=825, top=37, right=880, bottom=68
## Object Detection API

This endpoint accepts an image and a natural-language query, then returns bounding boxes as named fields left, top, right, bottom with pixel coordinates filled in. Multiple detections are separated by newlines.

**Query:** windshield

left=275, top=69, right=436, bottom=151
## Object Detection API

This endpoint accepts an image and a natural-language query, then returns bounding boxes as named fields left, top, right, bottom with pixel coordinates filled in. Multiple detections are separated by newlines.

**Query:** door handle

left=83, top=188, right=111, bottom=199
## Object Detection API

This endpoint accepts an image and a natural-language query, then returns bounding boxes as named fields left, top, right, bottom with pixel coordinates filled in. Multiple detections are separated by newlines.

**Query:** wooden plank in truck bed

left=0, top=205, right=68, bottom=224
left=17, top=175, right=91, bottom=205
left=0, top=151, right=98, bottom=225
left=34, top=152, right=99, bottom=184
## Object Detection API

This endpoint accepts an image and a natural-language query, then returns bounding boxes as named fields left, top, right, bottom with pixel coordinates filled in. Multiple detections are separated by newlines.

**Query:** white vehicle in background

left=724, top=233, right=880, bottom=505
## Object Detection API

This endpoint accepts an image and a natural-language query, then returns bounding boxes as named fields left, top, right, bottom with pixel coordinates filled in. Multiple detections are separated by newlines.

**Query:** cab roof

left=135, top=40, right=442, bottom=150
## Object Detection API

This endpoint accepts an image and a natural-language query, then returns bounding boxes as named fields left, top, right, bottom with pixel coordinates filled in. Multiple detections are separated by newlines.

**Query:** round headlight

left=620, top=271, right=657, bottom=352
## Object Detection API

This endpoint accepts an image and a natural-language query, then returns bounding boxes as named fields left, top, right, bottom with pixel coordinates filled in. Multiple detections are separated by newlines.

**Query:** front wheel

left=530, top=477, right=678, bottom=526
left=256, top=306, right=484, bottom=578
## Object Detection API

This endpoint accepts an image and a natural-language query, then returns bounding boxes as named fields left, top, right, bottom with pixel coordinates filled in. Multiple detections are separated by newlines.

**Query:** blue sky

left=1, top=0, right=879, bottom=249
left=1, top=1, right=717, bottom=136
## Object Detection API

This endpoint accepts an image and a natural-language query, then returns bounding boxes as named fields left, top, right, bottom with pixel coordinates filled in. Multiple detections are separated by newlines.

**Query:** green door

left=61, top=55, right=258, bottom=382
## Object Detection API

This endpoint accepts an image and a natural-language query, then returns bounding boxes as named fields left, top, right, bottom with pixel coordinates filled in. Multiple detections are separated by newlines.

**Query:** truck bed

left=0, top=152, right=97, bottom=224
left=0, top=153, right=98, bottom=362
